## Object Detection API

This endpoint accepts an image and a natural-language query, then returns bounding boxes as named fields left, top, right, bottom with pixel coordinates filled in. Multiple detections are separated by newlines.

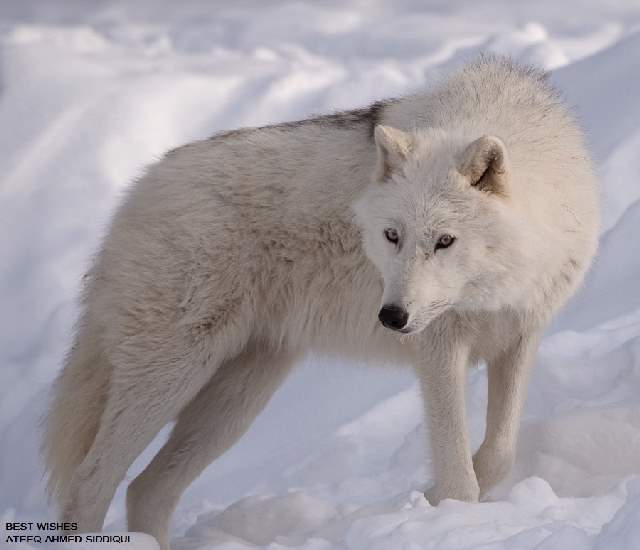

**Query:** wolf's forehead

left=404, top=179, right=466, bottom=212
left=404, top=152, right=461, bottom=196
left=405, top=186, right=474, bottom=228
left=411, top=132, right=463, bottom=166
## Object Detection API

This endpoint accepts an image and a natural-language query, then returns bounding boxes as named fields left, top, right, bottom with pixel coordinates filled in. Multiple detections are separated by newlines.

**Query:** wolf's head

left=353, top=125, right=529, bottom=334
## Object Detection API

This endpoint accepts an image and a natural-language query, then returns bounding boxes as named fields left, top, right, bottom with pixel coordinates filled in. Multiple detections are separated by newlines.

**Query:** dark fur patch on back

left=208, top=99, right=396, bottom=144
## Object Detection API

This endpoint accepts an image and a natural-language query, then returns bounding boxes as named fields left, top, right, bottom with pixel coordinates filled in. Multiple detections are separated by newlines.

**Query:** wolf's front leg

left=417, top=338, right=479, bottom=504
left=473, top=332, right=540, bottom=497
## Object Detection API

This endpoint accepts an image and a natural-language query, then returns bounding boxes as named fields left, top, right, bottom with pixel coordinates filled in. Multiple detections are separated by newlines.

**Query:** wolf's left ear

left=458, top=135, right=509, bottom=196
left=374, top=125, right=413, bottom=182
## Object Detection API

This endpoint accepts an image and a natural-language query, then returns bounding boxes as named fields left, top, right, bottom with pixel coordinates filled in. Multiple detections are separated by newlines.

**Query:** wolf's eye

left=384, top=228, right=399, bottom=245
left=435, top=234, right=456, bottom=252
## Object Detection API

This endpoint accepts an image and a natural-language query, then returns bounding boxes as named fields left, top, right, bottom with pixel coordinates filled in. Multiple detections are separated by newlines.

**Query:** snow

left=2, top=1, right=640, bottom=549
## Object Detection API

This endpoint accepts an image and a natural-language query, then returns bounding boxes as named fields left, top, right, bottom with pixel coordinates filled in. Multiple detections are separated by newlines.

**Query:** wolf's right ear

left=374, top=125, right=413, bottom=182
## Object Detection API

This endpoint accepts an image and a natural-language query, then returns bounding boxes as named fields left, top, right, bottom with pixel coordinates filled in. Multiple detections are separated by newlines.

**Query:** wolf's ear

left=374, top=125, right=413, bottom=182
left=458, top=135, right=509, bottom=196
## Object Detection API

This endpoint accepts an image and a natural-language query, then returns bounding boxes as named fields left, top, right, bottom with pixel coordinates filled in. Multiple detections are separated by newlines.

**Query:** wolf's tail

left=41, top=317, right=111, bottom=506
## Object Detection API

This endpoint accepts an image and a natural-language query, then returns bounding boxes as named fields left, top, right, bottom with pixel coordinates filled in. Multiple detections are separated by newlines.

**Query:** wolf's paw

left=473, top=443, right=514, bottom=498
left=425, top=476, right=480, bottom=505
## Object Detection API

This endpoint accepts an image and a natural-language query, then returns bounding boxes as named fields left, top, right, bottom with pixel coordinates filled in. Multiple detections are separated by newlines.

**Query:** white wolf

left=43, top=57, right=599, bottom=549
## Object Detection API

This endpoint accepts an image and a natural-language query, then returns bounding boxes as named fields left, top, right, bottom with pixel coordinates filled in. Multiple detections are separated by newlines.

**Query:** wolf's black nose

left=378, top=304, right=409, bottom=331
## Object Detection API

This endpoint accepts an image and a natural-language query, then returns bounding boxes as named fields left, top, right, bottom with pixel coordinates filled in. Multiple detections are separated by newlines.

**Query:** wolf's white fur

left=42, top=57, right=599, bottom=549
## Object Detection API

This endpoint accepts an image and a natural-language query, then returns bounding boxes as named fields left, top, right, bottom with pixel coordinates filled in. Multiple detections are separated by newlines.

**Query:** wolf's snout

left=378, top=304, right=409, bottom=331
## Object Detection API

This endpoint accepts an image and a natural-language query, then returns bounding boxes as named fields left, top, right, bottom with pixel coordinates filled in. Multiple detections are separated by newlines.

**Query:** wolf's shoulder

left=384, top=55, right=566, bottom=133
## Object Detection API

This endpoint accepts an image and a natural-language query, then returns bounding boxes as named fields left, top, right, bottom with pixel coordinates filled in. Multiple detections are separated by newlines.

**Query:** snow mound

left=173, top=477, right=638, bottom=549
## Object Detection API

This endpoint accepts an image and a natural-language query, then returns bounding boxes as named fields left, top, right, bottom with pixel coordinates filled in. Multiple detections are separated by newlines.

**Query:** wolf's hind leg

left=61, top=352, right=217, bottom=532
left=473, top=332, right=540, bottom=497
left=127, top=346, right=298, bottom=550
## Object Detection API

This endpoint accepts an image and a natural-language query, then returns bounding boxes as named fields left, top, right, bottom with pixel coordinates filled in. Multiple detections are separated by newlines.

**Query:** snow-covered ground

left=2, top=1, right=640, bottom=549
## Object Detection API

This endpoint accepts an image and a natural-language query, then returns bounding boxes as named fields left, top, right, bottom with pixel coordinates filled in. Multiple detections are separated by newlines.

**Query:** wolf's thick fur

left=43, top=57, right=599, bottom=549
